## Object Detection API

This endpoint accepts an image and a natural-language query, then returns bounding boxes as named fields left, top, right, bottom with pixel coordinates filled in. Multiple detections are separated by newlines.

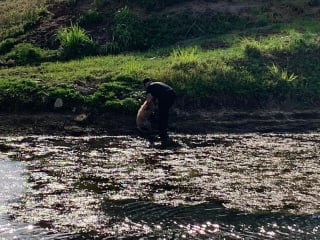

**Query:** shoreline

left=0, top=108, right=319, bottom=136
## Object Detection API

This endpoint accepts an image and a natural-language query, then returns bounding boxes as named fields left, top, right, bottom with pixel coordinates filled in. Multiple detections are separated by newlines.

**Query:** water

left=0, top=133, right=319, bottom=239
left=0, top=156, right=81, bottom=239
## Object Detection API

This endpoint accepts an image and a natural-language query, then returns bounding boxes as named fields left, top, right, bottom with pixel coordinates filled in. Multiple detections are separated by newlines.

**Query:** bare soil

left=1, top=108, right=319, bottom=136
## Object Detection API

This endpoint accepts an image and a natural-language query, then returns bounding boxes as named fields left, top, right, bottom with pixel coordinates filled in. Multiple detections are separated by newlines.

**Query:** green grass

left=1, top=19, right=320, bottom=112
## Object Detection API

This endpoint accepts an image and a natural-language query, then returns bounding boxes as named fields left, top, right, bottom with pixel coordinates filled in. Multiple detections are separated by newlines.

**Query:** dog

left=136, top=100, right=154, bottom=133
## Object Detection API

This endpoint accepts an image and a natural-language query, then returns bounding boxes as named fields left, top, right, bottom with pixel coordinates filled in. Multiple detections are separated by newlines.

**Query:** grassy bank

left=0, top=0, right=320, bottom=114
left=1, top=20, right=320, bottom=113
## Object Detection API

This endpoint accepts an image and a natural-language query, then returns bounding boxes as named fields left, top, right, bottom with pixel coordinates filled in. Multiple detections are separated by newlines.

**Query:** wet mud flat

left=0, top=132, right=320, bottom=239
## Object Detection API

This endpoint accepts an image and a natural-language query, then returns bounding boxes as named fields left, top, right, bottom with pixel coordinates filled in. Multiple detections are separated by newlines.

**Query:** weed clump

left=57, top=25, right=97, bottom=60
left=89, top=80, right=139, bottom=112
left=110, top=6, right=146, bottom=53
left=5, top=43, right=46, bottom=65
left=0, top=79, right=44, bottom=111
left=0, top=38, right=16, bottom=55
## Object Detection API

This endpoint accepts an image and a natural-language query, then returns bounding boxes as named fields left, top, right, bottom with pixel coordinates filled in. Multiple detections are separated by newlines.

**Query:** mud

left=0, top=130, right=320, bottom=239
left=1, top=108, right=320, bottom=136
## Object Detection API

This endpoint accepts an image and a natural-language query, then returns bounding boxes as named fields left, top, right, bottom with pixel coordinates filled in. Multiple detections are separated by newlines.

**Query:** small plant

left=104, top=98, right=138, bottom=112
left=78, top=9, right=104, bottom=25
left=170, top=46, right=199, bottom=63
left=102, top=42, right=120, bottom=55
left=0, top=79, right=44, bottom=111
left=23, top=9, right=42, bottom=31
left=47, top=84, right=84, bottom=110
left=0, top=38, right=15, bottom=55
left=122, top=61, right=142, bottom=75
left=5, top=43, right=45, bottom=65
left=267, top=63, right=298, bottom=82
left=88, top=79, right=140, bottom=112
left=89, top=82, right=129, bottom=109
left=57, top=24, right=97, bottom=59
left=111, top=6, right=146, bottom=51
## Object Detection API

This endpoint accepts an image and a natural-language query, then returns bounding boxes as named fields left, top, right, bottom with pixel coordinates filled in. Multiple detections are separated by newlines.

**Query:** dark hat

left=143, top=78, right=153, bottom=86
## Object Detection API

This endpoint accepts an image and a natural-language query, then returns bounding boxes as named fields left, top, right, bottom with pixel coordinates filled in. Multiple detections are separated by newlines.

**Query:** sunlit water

left=0, top=157, right=75, bottom=239
left=0, top=133, right=320, bottom=239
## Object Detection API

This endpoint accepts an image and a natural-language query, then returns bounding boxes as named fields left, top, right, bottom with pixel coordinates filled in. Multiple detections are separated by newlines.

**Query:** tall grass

left=170, top=46, right=199, bottom=63
left=57, top=25, right=97, bottom=59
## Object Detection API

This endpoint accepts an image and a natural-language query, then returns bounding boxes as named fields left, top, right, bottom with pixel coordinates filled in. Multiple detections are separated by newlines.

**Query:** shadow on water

left=0, top=133, right=319, bottom=239
left=102, top=199, right=320, bottom=239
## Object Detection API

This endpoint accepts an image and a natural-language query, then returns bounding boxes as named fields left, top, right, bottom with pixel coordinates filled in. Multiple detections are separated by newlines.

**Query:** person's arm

left=146, top=93, right=153, bottom=103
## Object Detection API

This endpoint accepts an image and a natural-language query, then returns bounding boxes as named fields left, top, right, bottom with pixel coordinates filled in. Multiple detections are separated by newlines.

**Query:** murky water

left=0, top=133, right=320, bottom=239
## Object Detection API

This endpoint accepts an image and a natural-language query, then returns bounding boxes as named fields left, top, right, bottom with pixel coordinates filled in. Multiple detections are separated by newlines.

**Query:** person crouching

left=142, top=78, right=176, bottom=144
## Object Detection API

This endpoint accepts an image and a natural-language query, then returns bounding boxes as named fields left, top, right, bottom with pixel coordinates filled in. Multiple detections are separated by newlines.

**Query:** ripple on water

left=0, top=133, right=320, bottom=239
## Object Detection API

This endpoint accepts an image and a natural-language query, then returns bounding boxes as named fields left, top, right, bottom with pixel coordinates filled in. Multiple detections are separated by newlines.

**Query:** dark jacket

left=146, top=82, right=175, bottom=105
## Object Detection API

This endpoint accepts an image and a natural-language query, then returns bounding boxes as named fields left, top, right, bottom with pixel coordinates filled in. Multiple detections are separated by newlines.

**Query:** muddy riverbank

left=0, top=108, right=320, bottom=136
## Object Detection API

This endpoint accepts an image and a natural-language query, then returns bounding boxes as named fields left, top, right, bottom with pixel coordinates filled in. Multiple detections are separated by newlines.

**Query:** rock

left=63, top=125, right=86, bottom=136
left=54, top=98, right=63, bottom=108
left=74, top=113, right=88, bottom=123
left=75, top=85, right=95, bottom=95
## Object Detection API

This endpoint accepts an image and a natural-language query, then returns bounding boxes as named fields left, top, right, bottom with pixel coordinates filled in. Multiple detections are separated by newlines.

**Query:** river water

left=0, top=133, right=319, bottom=239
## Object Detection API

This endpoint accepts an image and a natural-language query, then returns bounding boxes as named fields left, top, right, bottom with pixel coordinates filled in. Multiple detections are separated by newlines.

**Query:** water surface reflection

left=0, top=158, right=54, bottom=238
left=0, top=133, right=319, bottom=239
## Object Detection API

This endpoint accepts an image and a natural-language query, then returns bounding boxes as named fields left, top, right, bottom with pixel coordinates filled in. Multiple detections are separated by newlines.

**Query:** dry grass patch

left=0, top=0, right=45, bottom=38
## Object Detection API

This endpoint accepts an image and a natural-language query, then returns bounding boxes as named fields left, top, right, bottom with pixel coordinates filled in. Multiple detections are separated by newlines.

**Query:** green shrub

left=143, top=13, right=251, bottom=49
left=5, top=43, right=45, bottom=65
left=57, top=24, right=97, bottom=60
left=101, top=42, right=121, bottom=54
left=121, top=97, right=139, bottom=112
left=89, top=81, right=136, bottom=111
left=170, top=46, right=199, bottom=63
left=0, top=38, right=15, bottom=55
left=0, top=79, right=45, bottom=111
left=104, top=98, right=138, bottom=113
left=23, top=9, right=42, bottom=31
left=112, top=6, right=146, bottom=51
left=79, top=9, right=104, bottom=25
left=47, top=84, right=84, bottom=110
left=0, top=25, right=24, bottom=42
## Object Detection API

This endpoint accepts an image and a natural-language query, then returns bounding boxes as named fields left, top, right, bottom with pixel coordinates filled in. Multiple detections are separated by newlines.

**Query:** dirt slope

left=26, top=0, right=320, bottom=48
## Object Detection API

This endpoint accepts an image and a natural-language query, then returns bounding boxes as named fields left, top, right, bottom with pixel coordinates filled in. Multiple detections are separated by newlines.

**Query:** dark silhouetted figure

left=143, top=78, right=176, bottom=145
